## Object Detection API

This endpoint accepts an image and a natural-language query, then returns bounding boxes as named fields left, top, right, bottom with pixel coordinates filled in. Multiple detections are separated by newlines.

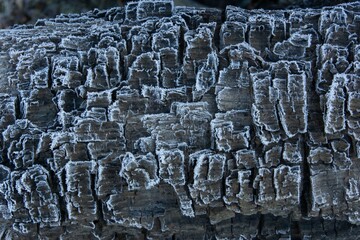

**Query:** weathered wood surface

left=1, top=0, right=360, bottom=239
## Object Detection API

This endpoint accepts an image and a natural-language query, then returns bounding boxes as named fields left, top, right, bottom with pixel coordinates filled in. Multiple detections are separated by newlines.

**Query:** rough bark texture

left=1, top=0, right=360, bottom=239
left=1, top=0, right=358, bottom=29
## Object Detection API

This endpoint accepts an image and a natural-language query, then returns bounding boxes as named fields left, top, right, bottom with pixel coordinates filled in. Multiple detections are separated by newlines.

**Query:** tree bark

left=1, top=1, right=360, bottom=239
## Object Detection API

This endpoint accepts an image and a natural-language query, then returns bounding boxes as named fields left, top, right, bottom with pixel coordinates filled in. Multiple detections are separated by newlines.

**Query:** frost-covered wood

left=1, top=0, right=360, bottom=239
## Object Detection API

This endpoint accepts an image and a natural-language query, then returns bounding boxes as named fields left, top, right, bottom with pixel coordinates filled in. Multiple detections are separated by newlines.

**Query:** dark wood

left=0, top=1, right=360, bottom=239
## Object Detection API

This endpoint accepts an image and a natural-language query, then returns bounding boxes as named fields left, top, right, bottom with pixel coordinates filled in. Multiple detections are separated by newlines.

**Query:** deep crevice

left=300, top=139, right=311, bottom=217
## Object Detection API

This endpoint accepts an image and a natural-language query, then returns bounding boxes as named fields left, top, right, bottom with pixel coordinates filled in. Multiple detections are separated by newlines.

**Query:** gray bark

left=1, top=0, right=360, bottom=239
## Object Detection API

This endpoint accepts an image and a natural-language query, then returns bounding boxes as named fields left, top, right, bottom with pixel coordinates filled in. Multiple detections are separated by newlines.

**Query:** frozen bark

left=1, top=0, right=360, bottom=239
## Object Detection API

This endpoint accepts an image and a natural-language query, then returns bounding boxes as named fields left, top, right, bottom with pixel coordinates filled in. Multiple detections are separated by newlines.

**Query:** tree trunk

left=0, top=1, right=360, bottom=239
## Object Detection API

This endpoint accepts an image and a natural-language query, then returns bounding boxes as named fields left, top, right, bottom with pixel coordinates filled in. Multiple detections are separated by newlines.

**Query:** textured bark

left=1, top=0, right=360, bottom=239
